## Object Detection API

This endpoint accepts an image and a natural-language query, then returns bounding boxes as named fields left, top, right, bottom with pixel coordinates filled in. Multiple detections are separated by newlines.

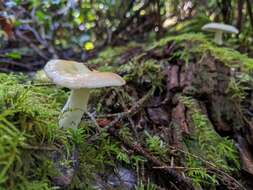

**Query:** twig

left=0, top=58, right=32, bottom=70
left=153, top=166, right=186, bottom=170
left=20, top=144, right=58, bottom=151
left=86, top=88, right=196, bottom=189
left=97, top=88, right=154, bottom=131
left=169, top=181, right=181, bottom=190
left=169, top=145, right=247, bottom=190
left=108, top=128, right=195, bottom=190
left=96, top=112, right=126, bottom=118
left=23, top=83, right=55, bottom=88
left=32, top=83, right=55, bottom=86
left=84, top=111, right=101, bottom=132
left=83, top=0, right=152, bottom=62
left=20, top=25, right=59, bottom=58
left=0, top=67, right=12, bottom=72
left=15, top=30, right=48, bottom=60
left=87, top=88, right=195, bottom=189
left=115, top=89, right=138, bottom=139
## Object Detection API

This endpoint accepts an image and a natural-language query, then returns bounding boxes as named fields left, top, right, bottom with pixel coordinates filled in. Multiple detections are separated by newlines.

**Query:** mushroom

left=44, top=59, right=125, bottom=129
left=202, top=22, right=239, bottom=45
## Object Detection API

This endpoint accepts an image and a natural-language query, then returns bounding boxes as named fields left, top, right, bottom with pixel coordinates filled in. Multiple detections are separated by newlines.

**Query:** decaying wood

left=92, top=41, right=253, bottom=189
left=108, top=128, right=195, bottom=190
left=236, top=135, right=253, bottom=174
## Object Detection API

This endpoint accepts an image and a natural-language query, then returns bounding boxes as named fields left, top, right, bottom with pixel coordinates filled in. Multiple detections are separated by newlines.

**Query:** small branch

left=169, top=145, right=247, bottom=190
left=87, top=88, right=194, bottom=189
left=108, top=128, right=195, bottom=190
left=0, top=58, right=32, bottom=70
left=96, top=112, right=126, bottom=118
left=21, top=25, right=59, bottom=58
left=0, top=67, right=13, bottom=72
left=97, top=88, right=154, bottom=131
left=15, top=30, right=48, bottom=60
left=115, top=89, right=138, bottom=138
left=153, top=166, right=186, bottom=170
left=20, top=144, right=58, bottom=151
left=84, top=111, right=101, bottom=132
left=23, top=83, right=55, bottom=88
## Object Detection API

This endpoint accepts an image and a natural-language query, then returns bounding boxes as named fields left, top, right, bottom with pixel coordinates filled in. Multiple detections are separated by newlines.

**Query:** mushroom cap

left=44, top=59, right=126, bottom=89
left=202, top=23, right=239, bottom=34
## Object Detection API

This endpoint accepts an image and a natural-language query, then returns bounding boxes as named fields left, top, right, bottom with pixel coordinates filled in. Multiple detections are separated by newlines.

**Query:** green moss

left=88, top=46, right=125, bottom=66
left=88, top=33, right=253, bottom=75
left=69, top=127, right=139, bottom=189
left=199, top=43, right=253, bottom=71
left=0, top=74, right=67, bottom=189
left=150, top=33, right=253, bottom=72
left=0, top=73, right=134, bottom=190
left=87, top=42, right=142, bottom=67
left=150, top=33, right=209, bottom=48
left=180, top=96, right=240, bottom=188
left=118, top=59, right=163, bottom=86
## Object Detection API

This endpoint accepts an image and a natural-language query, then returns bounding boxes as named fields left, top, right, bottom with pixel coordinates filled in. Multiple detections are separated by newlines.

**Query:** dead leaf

left=0, top=15, right=14, bottom=39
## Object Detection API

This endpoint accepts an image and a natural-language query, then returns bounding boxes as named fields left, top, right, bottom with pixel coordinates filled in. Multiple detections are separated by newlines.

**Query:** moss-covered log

left=0, top=33, right=253, bottom=190
left=86, top=33, right=253, bottom=189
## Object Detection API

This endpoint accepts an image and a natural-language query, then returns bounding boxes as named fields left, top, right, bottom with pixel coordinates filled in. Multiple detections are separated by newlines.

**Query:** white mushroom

left=202, top=23, right=239, bottom=45
left=44, top=59, right=125, bottom=129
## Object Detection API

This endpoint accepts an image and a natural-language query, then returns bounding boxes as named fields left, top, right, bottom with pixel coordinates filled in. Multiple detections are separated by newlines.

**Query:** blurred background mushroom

left=202, top=22, right=239, bottom=45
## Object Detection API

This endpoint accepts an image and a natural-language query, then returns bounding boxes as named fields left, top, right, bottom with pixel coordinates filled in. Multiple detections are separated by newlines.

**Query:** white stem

left=59, top=88, right=90, bottom=129
left=214, top=31, right=223, bottom=45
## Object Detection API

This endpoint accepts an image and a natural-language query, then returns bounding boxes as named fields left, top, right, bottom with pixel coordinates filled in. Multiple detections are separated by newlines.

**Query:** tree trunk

left=246, top=0, right=253, bottom=36
left=219, top=0, right=232, bottom=23
left=236, top=0, right=244, bottom=32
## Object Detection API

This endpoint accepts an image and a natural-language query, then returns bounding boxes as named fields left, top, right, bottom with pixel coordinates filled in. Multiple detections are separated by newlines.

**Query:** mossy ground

left=0, top=33, right=253, bottom=189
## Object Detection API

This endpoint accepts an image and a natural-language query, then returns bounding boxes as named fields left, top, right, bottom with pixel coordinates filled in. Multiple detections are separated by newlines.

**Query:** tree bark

left=218, top=0, right=232, bottom=23
left=246, top=0, right=253, bottom=35
left=236, top=0, right=244, bottom=32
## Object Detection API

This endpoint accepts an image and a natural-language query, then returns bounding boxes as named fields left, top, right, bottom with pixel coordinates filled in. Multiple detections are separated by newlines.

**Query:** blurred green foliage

left=2, top=0, right=252, bottom=59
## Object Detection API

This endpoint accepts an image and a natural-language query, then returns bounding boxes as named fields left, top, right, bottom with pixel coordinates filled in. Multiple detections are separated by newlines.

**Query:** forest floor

left=0, top=33, right=253, bottom=190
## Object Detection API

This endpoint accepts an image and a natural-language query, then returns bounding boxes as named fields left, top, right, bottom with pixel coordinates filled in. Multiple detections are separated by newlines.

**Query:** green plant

left=145, top=131, right=168, bottom=157
left=180, top=96, right=240, bottom=188
left=227, top=73, right=253, bottom=103
left=150, top=33, right=253, bottom=72
left=66, top=127, right=86, bottom=145
left=118, top=59, right=164, bottom=90
left=0, top=73, right=67, bottom=189
left=135, top=180, right=157, bottom=190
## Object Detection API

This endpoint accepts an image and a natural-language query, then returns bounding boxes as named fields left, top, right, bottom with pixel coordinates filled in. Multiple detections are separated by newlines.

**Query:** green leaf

left=4, top=52, right=22, bottom=60
left=35, top=11, right=46, bottom=22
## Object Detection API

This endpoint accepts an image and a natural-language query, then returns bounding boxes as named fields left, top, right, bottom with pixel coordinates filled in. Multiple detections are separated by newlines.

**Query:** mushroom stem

left=214, top=31, right=223, bottom=45
left=59, top=88, right=90, bottom=129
